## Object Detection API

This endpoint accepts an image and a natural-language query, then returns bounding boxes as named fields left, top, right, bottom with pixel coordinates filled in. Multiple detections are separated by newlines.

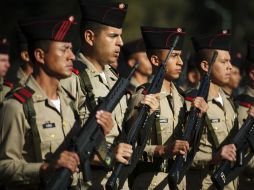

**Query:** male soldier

left=14, top=26, right=33, bottom=85
left=181, top=58, right=201, bottom=91
left=122, top=38, right=152, bottom=94
left=223, top=51, right=242, bottom=98
left=0, top=38, right=12, bottom=104
left=235, top=42, right=254, bottom=190
left=125, top=26, right=208, bottom=190
left=186, top=30, right=239, bottom=190
left=61, top=1, right=158, bottom=189
left=0, top=15, right=114, bottom=190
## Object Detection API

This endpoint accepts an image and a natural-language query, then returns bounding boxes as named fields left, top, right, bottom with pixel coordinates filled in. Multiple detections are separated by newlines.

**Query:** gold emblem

left=119, top=3, right=125, bottom=9
left=177, top=28, right=182, bottom=33
left=68, top=16, right=75, bottom=22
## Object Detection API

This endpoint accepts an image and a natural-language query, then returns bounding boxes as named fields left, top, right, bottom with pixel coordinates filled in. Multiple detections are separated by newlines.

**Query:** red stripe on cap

left=58, top=21, right=71, bottom=41
left=185, top=97, right=194, bottom=102
left=54, top=21, right=68, bottom=41
left=239, top=101, right=252, bottom=108
left=19, top=88, right=33, bottom=98
left=13, top=93, right=25, bottom=103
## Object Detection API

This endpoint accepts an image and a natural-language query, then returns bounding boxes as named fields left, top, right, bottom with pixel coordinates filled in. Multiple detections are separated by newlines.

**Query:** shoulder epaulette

left=3, top=81, right=14, bottom=89
left=235, top=94, right=254, bottom=108
left=184, top=88, right=198, bottom=102
left=12, top=86, right=34, bottom=104
left=72, top=68, right=79, bottom=75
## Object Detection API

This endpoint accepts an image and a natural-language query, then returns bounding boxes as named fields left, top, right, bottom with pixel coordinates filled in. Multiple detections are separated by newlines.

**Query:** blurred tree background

left=1, top=0, right=254, bottom=76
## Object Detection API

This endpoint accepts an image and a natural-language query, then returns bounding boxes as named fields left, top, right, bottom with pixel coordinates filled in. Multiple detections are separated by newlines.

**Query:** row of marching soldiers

left=0, top=1, right=253, bottom=190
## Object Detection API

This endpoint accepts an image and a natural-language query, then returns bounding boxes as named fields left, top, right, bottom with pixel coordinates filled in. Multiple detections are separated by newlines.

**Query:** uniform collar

left=78, top=52, right=117, bottom=80
left=26, top=76, right=65, bottom=104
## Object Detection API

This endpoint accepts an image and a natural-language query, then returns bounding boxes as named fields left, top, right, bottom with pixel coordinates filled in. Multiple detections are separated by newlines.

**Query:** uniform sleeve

left=0, top=100, right=42, bottom=185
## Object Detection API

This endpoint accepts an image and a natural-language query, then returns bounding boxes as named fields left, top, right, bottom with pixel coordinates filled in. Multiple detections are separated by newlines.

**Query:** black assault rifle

left=212, top=115, right=254, bottom=190
left=168, top=51, right=218, bottom=189
left=45, top=62, right=140, bottom=190
left=105, top=36, right=180, bottom=190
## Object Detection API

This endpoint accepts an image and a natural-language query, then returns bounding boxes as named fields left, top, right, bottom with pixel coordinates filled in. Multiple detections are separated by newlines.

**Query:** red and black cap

left=18, top=15, right=78, bottom=43
left=247, top=41, right=254, bottom=62
left=140, top=26, right=186, bottom=50
left=80, top=1, right=128, bottom=29
left=192, top=30, right=231, bottom=51
left=0, top=38, right=10, bottom=54
left=122, top=39, right=146, bottom=58
left=230, top=50, right=243, bottom=70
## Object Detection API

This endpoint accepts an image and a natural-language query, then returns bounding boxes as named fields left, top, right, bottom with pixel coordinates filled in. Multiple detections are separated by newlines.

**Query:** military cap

left=141, top=26, right=186, bottom=50
left=122, top=39, right=146, bottom=58
left=0, top=38, right=9, bottom=54
left=80, top=1, right=128, bottom=28
left=230, top=50, right=243, bottom=70
left=16, top=26, right=27, bottom=45
left=247, top=41, right=254, bottom=62
left=18, top=15, right=77, bottom=43
left=192, top=30, right=231, bottom=51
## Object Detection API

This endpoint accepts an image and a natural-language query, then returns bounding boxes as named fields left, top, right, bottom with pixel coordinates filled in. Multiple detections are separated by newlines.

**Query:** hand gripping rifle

left=212, top=114, right=254, bottom=190
left=45, top=63, right=140, bottom=190
left=168, top=51, right=218, bottom=189
left=105, top=36, right=180, bottom=190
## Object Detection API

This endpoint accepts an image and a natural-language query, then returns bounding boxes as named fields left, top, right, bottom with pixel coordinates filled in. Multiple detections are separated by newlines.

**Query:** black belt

left=136, top=158, right=173, bottom=173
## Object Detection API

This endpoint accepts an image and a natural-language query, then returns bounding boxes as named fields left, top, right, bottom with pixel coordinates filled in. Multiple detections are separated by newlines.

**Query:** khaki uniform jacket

left=0, top=76, right=77, bottom=189
left=126, top=83, right=186, bottom=190
left=237, top=85, right=254, bottom=126
left=186, top=88, right=238, bottom=190
left=69, top=53, right=128, bottom=145
left=16, top=67, right=29, bottom=86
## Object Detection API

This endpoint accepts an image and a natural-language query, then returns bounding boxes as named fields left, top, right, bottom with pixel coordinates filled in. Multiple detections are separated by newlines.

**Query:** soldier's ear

left=150, top=55, right=160, bottom=66
left=34, top=48, right=45, bottom=64
left=249, top=70, right=254, bottom=81
left=200, top=60, right=209, bottom=72
left=83, top=30, right=95, bottom=46
left=20, top=50, right=30, bottom=63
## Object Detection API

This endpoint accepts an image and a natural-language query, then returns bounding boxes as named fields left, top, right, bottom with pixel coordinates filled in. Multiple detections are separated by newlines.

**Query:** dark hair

left=146, top=49, right=164, bottom=60
left=80, top=21, right=107, bottom=41
left=194, top=49, right=216, bottom=73
left=28, top=40, right=51, bottom=64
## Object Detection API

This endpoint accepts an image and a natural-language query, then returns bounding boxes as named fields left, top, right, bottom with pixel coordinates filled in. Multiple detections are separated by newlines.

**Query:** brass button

left=50, top=134, right=55, bottom=138
left=214, top=127, right=218, bottom=130
left=63, top=121, right=67, bottom=128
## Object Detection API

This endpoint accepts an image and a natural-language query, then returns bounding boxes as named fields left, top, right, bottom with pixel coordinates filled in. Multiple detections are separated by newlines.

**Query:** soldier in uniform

left=122, top=38, right=152, bottom=94
left=223, top=51, right=243, bottom=98
left=0, top=38, right=12, bottom=104
left=235, top=41, right=254, bottom=190
left=0, top=15, right=115, bottom=190
left=14, top=26, right=33, bottom=86
left=125, top=26, right=208, bottom=190
left=61, top=1, right=158, bottom=189
left=186, top=30, right=239, bottom=190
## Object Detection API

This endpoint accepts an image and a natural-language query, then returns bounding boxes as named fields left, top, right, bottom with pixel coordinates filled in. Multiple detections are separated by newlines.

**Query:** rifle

left=168, top=51, right=218, bottom=189
left=105, top=36, right=180, bottom=190
left=45, top=62, right=140, bottom=190
left=212, top=115, right=254, bottom=190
